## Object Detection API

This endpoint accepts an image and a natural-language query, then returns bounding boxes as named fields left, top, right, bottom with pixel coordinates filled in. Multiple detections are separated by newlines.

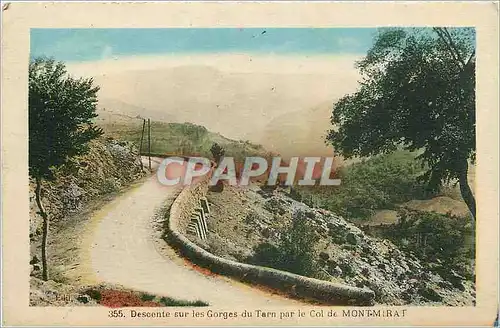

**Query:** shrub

left=294, top=151, right=430, bottom=220
left=159, top=297, right=208, bottom=307
left=263, top=198, right=286, bottom=215
left=85, top=289, right=102, bottom=301
left=244, top=210, right=261, bottom=224
left=84, top=288, right=208, bottom=307
left=246, top=210, right=321, bottom=278
left=210, top=142, right=225, bottom=164
left=382, top=209, right=474, bottom=279
left=140, top=293, right=156, bottom=301
left=246, top=242, right=282, bottom=268
left=101, top=178, right=118, bottom=194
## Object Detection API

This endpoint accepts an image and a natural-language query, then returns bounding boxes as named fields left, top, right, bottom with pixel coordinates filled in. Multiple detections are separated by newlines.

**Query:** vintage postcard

left=1, top=1, right=499, bottom=326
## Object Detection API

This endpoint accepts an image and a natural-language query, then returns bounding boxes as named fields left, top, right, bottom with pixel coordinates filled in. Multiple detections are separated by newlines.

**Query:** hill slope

left=65, top=55, right=361, bottom=154
left=201, top=184, right=475, bottom=306
left=98, top=114, right=271, bottom=160
left=259, top=101, right=334, bottom=158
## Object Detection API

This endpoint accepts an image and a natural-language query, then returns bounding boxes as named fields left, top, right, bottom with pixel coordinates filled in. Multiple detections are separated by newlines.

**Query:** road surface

left=83, top=157, right=296, bottom=306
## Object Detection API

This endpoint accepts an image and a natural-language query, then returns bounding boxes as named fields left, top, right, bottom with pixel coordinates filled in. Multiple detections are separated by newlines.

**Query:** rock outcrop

left=29, top=137, right=145, bottom=279
left=203, top=184, right=475, bottom=306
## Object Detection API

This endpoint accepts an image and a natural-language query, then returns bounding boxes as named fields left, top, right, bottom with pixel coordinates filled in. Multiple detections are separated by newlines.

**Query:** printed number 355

left=108, top=310, right=125, bottom=318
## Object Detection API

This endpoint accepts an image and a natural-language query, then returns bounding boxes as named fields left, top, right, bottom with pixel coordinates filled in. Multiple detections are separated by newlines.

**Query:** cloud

left=65, top=53, right=363, bottom=148
left=66, top=53, right=363, bottom=76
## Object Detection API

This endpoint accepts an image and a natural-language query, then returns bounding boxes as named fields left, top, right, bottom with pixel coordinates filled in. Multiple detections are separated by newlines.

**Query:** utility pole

left=139, top=119, right=146, bottom=170
left=148, top=118, right=152, bottom=170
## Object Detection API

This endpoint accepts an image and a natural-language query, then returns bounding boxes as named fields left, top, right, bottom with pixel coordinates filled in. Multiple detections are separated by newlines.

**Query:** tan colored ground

left=68, top=158, right=296, bottom=306
left=403, top=196, right=471, bottom=218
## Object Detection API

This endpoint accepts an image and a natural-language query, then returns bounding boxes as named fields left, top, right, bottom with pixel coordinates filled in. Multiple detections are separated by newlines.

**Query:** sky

left=30, top=28, right=379, bottom=62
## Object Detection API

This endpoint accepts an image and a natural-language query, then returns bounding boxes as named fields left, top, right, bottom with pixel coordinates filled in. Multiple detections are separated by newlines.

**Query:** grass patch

left=84, top=288, right=209, bottom=307
left=100, top=120, right=269, bottom=160
left=140, top=293, right=156, bottom=301
left=159, top=297, right=208, bottom=307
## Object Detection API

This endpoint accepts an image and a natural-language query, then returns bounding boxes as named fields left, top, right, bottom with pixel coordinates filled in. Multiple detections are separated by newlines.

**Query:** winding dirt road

left=82, top=158, right=296, bottom=306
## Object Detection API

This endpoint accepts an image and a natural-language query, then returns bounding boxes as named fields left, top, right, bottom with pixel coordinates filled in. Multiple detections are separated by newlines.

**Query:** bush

left=246, top=210, right=321, bottom=278
left=85, top=289, right=102, bottom=301
left=263, top=198, right=287, bottom=215
left=159, top=297, right=208, bottom=307
left=246, top=242, right=282, bottom=268
left=140, top=293, right=156, bottom=301
left=294, top=151, right=431, bottom=220
left=210, top=142, right=225, bottom=164
left=85, top=288, right=208, bottom=307
left=244, top=210, right=261, bottom=224
left=382, top=209, right=474, bottom=278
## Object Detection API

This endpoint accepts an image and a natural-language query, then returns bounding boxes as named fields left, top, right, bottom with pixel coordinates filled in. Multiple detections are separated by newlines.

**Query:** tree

left=209, top=143, right=225, bottom=192
left=210, top=142, right=225, bottom=164
left=327, top=28, right=476, bottom=222
left=29, top=57, right=103, bottom=280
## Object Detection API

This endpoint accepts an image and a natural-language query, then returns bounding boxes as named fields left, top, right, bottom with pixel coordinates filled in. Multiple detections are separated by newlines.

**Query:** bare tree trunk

left=459, top=160, right=476, bottom=225
left=35, top=176, right=49, bottom=281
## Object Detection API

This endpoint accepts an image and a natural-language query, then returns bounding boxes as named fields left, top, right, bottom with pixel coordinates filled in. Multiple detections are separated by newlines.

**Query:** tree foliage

left=327, top=28, right=476, bottom=219
left=210, top=142, right=225, bottom=164
left=292, top=151, right=429, bottom=220
left=29, top=57, right=103, bottom=179
left=382, top=209, right=474, bottom=280
left=29, top=57, right=103, bottom=280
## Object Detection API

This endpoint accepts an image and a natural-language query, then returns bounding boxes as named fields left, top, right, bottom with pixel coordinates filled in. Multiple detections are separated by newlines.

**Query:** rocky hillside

left=198, top=184, right=475, bottom=306
left=98, top=115, right=273, bottom=161
left=29, top=137, right=145, bottom=280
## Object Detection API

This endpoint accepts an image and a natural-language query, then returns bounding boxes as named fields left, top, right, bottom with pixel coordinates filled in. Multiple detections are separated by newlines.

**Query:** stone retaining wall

left=169, top=177, right=210, bottom=235
left=166, top=177, right=375, bottom=305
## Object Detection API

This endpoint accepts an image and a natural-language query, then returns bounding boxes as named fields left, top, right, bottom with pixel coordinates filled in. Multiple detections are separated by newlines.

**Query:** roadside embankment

left=165, top=176, right=375, bottom=305
left=29, top=137, right=146, bottom=280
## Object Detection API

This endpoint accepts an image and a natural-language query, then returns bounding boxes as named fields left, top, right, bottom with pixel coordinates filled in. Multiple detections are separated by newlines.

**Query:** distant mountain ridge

left=89, top=63, right=360, bottom=157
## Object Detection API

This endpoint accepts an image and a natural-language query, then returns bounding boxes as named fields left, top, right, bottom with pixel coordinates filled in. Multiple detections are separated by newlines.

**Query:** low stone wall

left=166, top=178, right=375, bottom=305
left=169, top=177, right=210, bottom=235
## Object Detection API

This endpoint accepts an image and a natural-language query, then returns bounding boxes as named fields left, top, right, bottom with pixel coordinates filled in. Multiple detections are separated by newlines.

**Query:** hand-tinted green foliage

left=158, top=297, right=208, bottom=307
left=327, top=27, right=476, bottom=217
left=85, top=289, right=102, bottom=301
left=140, top=293, right=156, bottom=301
left=291, top=151, right=430, bottom=220
left=210, top=142, right=225, bottom=164
left=102, top=121, right=267, bottom=161
left=29, top=57, right=103, bottom=179
left=381, top=209, right=474, bottom=279
left=246, top=210, right=321, bottom=277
